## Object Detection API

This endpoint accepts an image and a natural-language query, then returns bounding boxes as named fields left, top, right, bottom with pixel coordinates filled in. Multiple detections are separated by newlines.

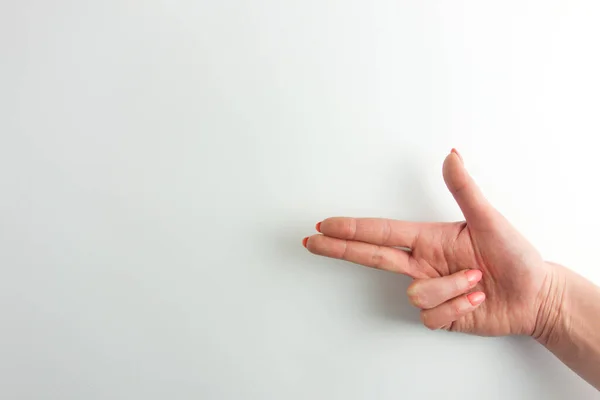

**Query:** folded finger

left=407, top=269, right=482, bottom=309
left=420, top=292, right=486, bottom=330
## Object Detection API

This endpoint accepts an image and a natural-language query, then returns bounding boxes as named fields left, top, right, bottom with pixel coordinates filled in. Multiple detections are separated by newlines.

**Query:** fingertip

left=302, top=237, right=309, bottom=248
left=467, top=291, right=486, bottom=306
left=450, top=148, right=464, bottom=164
left=465, top=269, right=483, bottom=285
left=443, top=150, right=465, bottom=183
left=315, top=221, right=322, bottom=232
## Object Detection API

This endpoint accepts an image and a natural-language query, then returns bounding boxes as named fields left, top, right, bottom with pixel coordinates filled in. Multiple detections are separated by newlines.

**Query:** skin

left=302, top=149, right=600, bottom=389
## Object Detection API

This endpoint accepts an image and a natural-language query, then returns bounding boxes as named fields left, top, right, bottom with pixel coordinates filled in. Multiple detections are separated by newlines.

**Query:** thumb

left=443, top=149, right=497, bottom=228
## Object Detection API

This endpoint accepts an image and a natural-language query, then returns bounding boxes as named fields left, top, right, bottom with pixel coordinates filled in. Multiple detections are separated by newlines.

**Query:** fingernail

left=451, top=148, right=464, bottom=164
left=465, top=269, right=482, bottom=285
left=302, top=237, right=309, bottom=248
left=467, top=292, right=486, bottom=306
left=316, top=222, right=322, bottom=232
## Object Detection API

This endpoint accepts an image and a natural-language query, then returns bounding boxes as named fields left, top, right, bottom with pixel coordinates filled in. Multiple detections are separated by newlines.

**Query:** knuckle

left=341, top=219, right=357, bottom=239
left=407, top=282, right=423, bottom=307
left=370, top=247, right=385, bottom=269
left=382, top=220, right=392, bottom=244
left=421, top=312, right=438, bottom=330
left=452, top=274, right=467, bottom=294
left=339, top=242, right=349, bottom=260
left=451, top=301, right=464, bottom=317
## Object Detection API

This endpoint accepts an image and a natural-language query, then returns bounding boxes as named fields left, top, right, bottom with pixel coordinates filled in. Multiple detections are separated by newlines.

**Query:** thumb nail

left=451, top=148, right=464, bottom=164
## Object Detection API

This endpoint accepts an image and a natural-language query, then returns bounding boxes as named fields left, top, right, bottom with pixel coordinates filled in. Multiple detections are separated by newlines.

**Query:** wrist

left=532, top=262, right=570, bottom=347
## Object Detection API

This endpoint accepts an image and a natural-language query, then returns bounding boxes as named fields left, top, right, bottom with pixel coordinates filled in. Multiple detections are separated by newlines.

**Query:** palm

left=410, top=221, right=548, bottom=335
left=305, top=150, right=551, bottom=336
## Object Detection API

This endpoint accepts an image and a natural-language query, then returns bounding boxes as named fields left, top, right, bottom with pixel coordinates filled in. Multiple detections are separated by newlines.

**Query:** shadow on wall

left=357, top=267, right=420, bottom=325
left=271, top=218, right=420, bottom=326
left=355, top=154, right=455, bottom=324
left=273, top=155, right=446, bottom=327
left=351, top=154, right=445, bottom=325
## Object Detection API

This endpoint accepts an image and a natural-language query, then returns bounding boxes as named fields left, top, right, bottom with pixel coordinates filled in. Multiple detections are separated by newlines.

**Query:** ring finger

left=407, top=269, right=483, bottom=309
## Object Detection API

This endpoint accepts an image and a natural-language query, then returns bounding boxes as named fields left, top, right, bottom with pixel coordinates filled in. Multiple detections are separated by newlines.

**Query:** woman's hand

left=303, top=149, right=557, bottom=337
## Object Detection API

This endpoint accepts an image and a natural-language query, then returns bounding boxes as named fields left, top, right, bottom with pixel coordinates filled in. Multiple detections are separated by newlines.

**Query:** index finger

left=318, top=217, right=428, bottom=249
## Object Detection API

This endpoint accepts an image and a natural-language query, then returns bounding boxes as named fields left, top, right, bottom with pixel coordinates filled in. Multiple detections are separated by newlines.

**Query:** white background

left=1, top=1, right=600, bottom=399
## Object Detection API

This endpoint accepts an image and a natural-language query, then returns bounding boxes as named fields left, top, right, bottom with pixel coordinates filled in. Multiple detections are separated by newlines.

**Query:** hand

left=303, top=149, right=556, bottom=336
